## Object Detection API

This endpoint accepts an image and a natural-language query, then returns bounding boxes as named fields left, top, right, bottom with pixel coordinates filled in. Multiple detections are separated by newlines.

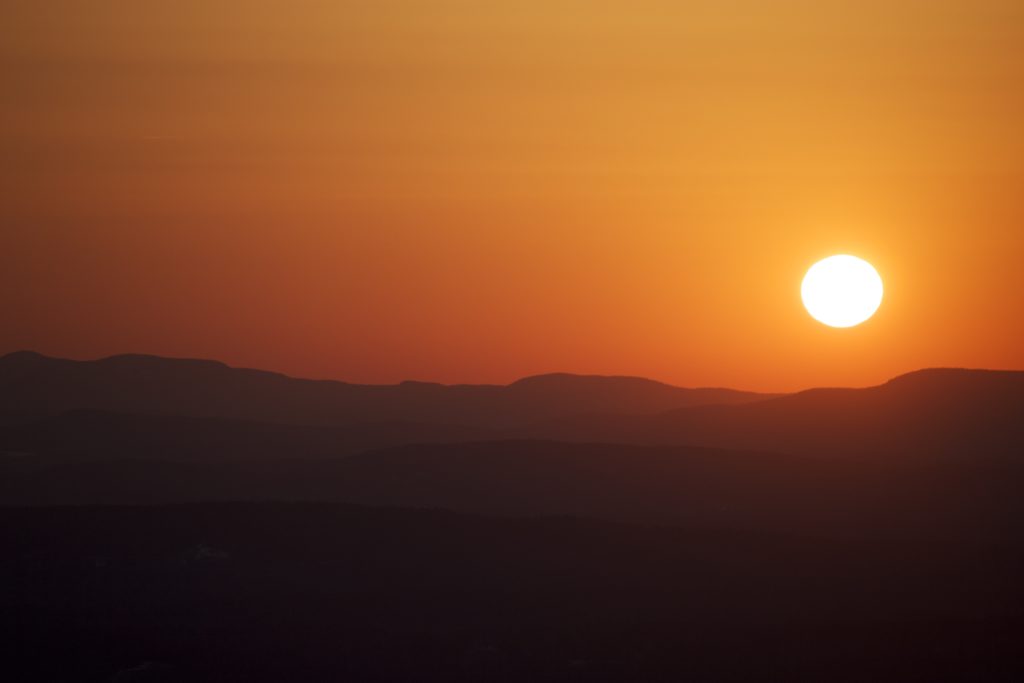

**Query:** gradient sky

left=2, top=1, right=1023, bottom=391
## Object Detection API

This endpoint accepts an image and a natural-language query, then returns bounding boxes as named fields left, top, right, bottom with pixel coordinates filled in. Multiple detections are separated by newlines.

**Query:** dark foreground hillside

left=3, top=438, right=1023, bottom=544
left=3, top=358, right=1023, bottom=681
left=2, top=503, right=1023, bottom=682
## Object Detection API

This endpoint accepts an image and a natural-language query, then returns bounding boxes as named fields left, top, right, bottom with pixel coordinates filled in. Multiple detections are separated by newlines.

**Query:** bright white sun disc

left=801, top=255, right=883, bottom=328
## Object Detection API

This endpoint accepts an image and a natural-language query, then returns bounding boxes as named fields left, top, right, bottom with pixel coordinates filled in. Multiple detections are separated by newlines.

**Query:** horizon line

left=3, top=348, right=1021, bottom=396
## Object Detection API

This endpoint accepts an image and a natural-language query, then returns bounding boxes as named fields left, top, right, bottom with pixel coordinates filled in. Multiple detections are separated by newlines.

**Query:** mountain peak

left=0, top=350, right=49, bottom=363
left=885, top=367, right=1023, bottom=381
left=0, top=351, right=234, bottom=373
left=881, top=367, right=1024, bottom=392
left=510, top=373, right=672, bottom=389
left=96, top=354, right=231, bottom=372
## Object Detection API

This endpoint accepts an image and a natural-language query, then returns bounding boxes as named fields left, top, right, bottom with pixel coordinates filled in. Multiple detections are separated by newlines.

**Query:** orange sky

left=2, top=1, right=1023, bottom=391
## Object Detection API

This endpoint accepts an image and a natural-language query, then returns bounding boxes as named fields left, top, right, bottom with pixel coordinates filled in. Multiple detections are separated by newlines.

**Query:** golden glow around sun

left=801, top=255, right=883, bottom=328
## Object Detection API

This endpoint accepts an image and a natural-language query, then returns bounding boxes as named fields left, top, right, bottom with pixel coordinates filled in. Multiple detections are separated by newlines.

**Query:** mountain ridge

left=4, top=349, right=1018, bottom=392
left=0, top=350, right=775, bottom=428
left=524, top=366, right=1024, bottom=458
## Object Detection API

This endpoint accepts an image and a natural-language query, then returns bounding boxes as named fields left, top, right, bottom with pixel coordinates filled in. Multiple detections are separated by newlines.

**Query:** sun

left=801, top=255, right=883, bottom=328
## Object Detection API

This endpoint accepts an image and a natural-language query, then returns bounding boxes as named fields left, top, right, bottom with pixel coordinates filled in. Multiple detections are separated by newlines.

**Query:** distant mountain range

left=526, top=367, right=1024, bottom=458
left=2, top=351, right=1022, bottom=542
left=2, top=351, right=1021, bottom=462
left=0, top=351, right=771, bottom=428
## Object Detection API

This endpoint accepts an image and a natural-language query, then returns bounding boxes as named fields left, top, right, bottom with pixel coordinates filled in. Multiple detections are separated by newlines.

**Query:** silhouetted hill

left=4, top=439, right=1022, bottom=543
left=0, top=410, right=491, bottom=463
left=527, top=368, right=1024, bottom=459
left=0, top=351, right=771, bottom=428
left=327, top=439, right=1024, bottom=541
left=2, top=502, right=1022, bottom=682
